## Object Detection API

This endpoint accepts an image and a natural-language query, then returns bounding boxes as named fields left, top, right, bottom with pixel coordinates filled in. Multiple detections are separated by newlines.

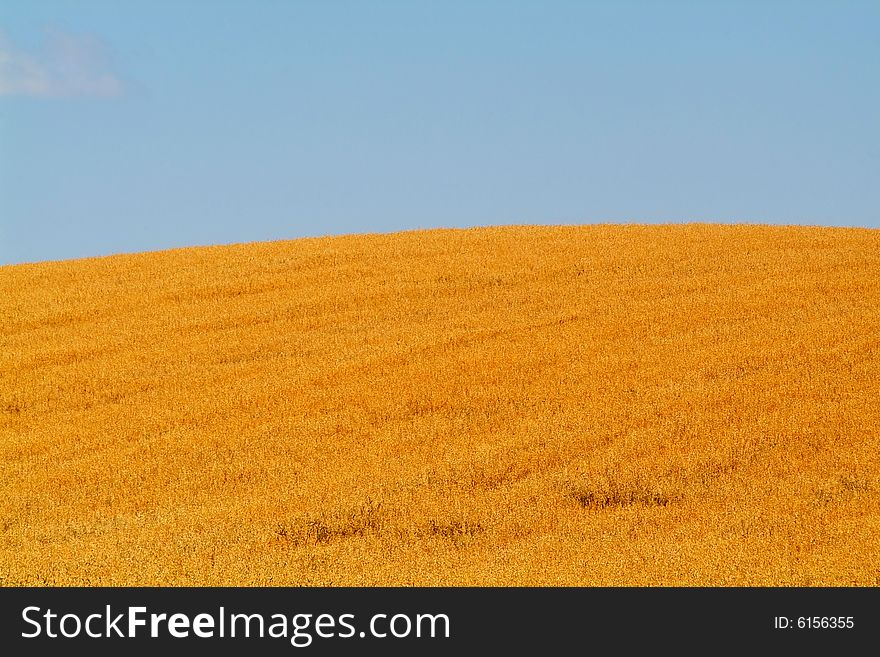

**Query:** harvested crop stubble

left=1, top=223, right=879, bottom=585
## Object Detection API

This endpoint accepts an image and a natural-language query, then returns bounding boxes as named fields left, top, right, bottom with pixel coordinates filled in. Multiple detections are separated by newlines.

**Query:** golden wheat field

left=2, top=223, right=879, bottom=586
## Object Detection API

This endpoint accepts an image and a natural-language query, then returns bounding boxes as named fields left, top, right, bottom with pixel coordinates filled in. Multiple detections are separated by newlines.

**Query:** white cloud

left=0, top=29, right=123, bottom=97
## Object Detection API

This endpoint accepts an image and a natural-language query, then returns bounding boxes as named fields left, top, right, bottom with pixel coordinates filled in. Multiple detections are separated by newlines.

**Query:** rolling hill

left=2, top=223, right=879, bottom=585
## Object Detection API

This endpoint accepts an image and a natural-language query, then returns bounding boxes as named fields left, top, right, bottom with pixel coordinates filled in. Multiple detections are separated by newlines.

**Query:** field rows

left=2, top=224, right=879, bottom=585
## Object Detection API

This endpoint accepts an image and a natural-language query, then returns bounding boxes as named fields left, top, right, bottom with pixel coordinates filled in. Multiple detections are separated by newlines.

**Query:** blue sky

left=1, top=1, right=877, bottom=265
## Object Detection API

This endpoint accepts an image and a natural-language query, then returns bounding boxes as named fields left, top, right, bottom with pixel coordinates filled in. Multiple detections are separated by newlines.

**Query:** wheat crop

left=1, top=224, right=879, bottom=585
